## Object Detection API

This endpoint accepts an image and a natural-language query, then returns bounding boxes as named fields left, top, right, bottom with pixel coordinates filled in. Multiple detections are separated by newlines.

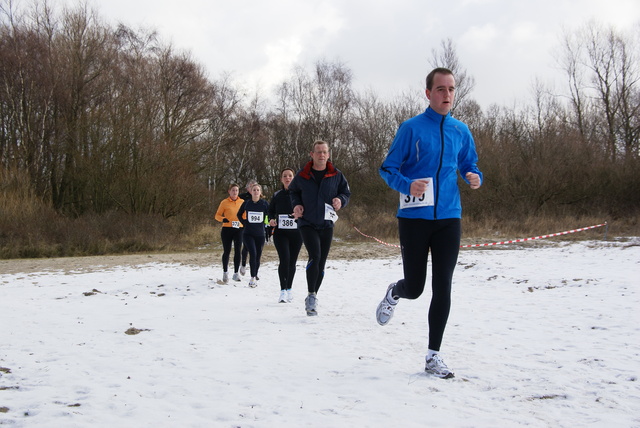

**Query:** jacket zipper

left=434, top=115, right=445, bottom=219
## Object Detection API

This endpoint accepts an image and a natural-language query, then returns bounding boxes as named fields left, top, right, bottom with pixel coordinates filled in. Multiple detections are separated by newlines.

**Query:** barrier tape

left=353, top=222, right=608, bottom=249
left=459, top=222, right=608, bottom=248
left=353, top=226, right=400, bottom=248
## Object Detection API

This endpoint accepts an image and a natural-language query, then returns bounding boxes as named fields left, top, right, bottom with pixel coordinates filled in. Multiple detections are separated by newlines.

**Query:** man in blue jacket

left=376, top=68, right=483, bottom=379
left=289, top=140, right=351, bottom=316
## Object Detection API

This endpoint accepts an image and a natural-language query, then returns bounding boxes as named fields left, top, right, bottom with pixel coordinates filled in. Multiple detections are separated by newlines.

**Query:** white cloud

left=460, top=0, right=499, bottom=5
left=248, top=36, right=304, bottom=91
left=510, top=22, right=538, bottom=43
left=459, top=23, right=500, bottom=50
left=239, top=1, right=346, bottom=93
left=54, top=0, right=640, bottom=108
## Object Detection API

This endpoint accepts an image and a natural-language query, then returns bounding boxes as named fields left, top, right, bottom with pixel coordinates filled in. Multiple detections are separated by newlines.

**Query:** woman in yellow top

left=214, top=183, right=245, bottom=283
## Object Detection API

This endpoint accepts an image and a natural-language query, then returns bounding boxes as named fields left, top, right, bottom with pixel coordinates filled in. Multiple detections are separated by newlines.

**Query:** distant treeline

left=1, top=2, right=638, bottom=257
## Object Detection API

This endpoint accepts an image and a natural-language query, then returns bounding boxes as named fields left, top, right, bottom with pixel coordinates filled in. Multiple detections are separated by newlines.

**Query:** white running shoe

left=305, top=293, right=317, bottom=316
left=376, top=283, right=398, bottom=326
left=222, top=272, right=229, bottom=283
left=286, top=289, right=293, bottom=302
left=240, top=266, right=246, bottom=276
left=248, top=277, right=257, bottom=288
left=425, top=354, right=454, bottom=379
left=232, top=272, right=241, bottom=282
left=279, top=290, right=287, bottom=303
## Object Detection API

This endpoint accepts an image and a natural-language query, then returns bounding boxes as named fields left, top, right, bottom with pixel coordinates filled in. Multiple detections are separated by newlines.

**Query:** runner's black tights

left=273, top=229, right=303, bottom=290
left=299, top=226, right=333, bottom=294
left=243, top=233, right=265, bottom=278
left=221, top=227, right=243, bottom=273
left=393, top=218, right=461, bottom=352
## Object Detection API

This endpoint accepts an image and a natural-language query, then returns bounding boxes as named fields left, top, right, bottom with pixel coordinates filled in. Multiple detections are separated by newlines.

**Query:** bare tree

left=558, top=21, right=640, bottom=161
left=48, top=3, right=116, bottom=214
left=557, top=28, right=593, bottom=142
left=205, top=72, right=246, bottom=199
left=0, top=0, right=58, bottom=199
left=274, top=59, right=354, bottom=164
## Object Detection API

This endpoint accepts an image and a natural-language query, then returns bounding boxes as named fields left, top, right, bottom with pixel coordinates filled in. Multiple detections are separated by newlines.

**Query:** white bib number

left=399, top=178, right=434, bottom=209
left=278, top=214, right=297, bottom=229
left=231, top=221, right=241, bottom=228
left=324, top=203, right=338, bottom=222
left=248, top=211, right=264, bottom=223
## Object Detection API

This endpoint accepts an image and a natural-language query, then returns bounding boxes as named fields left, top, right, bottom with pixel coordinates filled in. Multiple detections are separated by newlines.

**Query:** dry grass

left=1, top=211, right=632, bottom=260
left=1, top=179, right=636, bottom=261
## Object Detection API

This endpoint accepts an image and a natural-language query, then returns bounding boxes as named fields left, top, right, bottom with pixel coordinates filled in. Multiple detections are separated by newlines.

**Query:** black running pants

left=299, top=226, right=333, bottom=294
left=273, top=229, right=303, bottom=290
left=394, top=218, right=461, bottom=352
left=220, top=227, right=243, bottom=273
left=243, top=233, right=265, bottom=278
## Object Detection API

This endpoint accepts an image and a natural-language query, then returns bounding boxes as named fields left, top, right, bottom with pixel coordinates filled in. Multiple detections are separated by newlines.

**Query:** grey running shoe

left=286, top=289, right=293, bottom=302
left=305, top=293, right=317, bottom=316
left=425, top=354, right=454, bottom=379
left=232, top=272, right=241, bottom=282
left=240, top=265, right=246, bottom=276
left=376, top=283, right=398, bottom=326
left=249, top=277, right=257, bottom=288
left=279, top=290, right=287, bottom=303
left=222, top=272, right=229, bottom=283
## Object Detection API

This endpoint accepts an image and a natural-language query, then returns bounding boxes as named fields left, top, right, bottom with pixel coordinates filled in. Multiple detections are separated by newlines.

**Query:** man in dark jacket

left=289, top=140, right=351, bottom=316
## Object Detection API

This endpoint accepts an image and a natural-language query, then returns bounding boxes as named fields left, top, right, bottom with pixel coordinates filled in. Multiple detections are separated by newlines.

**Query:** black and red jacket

left=289, top=160, right=351, bottom=229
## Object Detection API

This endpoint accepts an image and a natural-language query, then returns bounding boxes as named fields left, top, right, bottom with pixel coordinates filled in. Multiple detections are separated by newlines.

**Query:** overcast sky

left=58, top=0, right=639, bottom=109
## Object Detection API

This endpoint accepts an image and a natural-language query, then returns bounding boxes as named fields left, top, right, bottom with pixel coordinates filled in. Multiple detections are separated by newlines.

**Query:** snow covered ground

left=1, top=239, right=639, bottom=427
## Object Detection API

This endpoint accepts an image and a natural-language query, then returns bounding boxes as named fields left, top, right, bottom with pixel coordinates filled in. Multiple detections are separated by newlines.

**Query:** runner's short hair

left=426, top=67, right=454, bottom=90
left=312, top=140, right=330, bottom=152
